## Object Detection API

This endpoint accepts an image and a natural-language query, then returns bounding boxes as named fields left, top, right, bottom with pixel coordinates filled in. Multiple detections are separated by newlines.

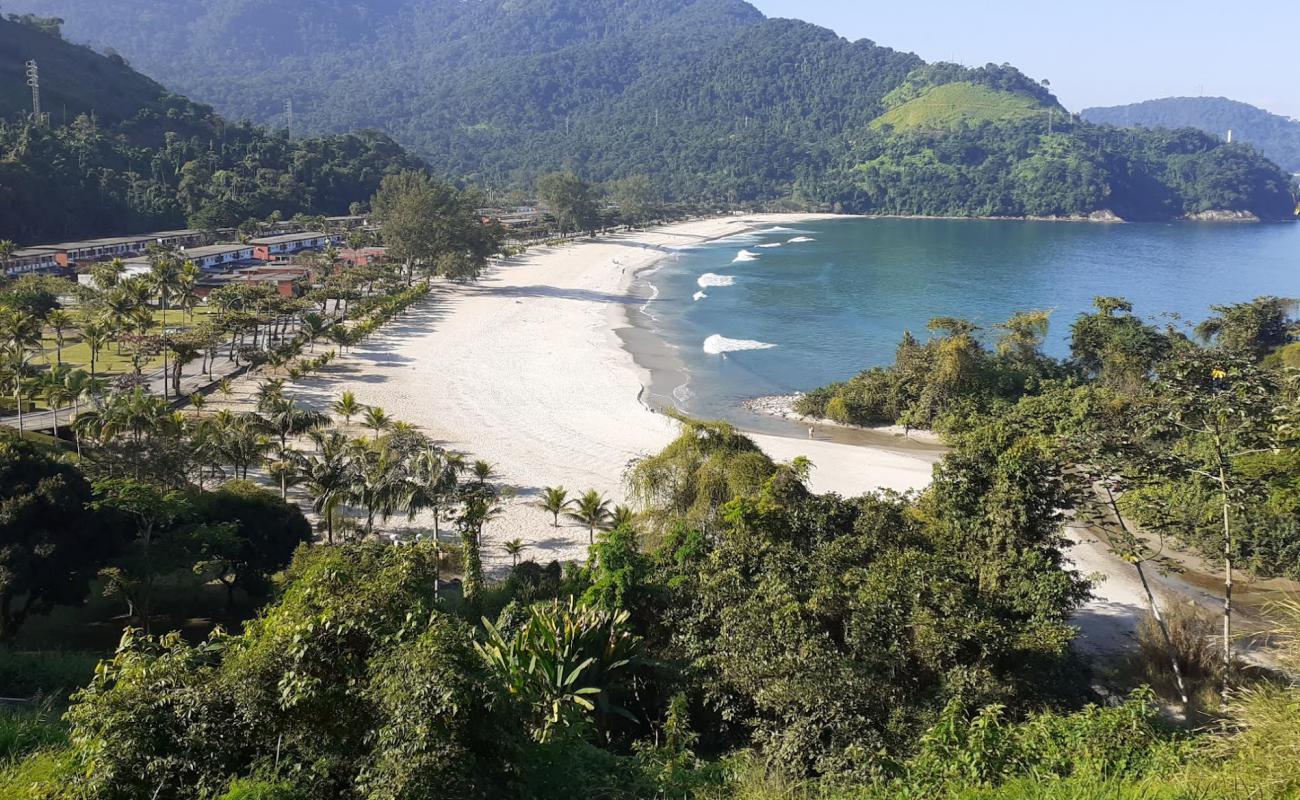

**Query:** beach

left=252, top=214, right=941, bottom=570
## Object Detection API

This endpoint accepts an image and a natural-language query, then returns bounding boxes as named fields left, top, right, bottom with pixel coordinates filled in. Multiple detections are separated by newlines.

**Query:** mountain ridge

left=1082, top=96, right=1300, bottom=174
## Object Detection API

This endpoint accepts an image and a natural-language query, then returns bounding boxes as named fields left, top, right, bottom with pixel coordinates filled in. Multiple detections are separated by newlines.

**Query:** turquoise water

left=633, top=218, right=1299, bottom=426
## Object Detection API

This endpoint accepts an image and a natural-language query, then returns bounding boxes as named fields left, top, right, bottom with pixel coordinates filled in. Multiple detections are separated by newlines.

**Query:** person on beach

left=808, top=426, right=815, bottom=439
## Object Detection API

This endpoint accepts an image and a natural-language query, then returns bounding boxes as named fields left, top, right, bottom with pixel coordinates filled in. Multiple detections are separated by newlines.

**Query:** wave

left=762, top=226, right=796, bottom=232
left=638, top=282, right=660, bottom=322
left=692, top=290, right=708, bottom=302
left=703, top=334, right=777, bottom=355
left=787, top=236, right=816, bottom=243
left=697, top=273, right=736, bottom=288
left=757, top=243, right=783, bottom=249
left=672, top=382, right=693, bottom=404
left=733, top=249, right=760, bottom=262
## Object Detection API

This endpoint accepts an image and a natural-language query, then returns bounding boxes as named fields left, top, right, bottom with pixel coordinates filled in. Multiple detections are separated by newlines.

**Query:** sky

left=750, top=0, right=1300, bottom=119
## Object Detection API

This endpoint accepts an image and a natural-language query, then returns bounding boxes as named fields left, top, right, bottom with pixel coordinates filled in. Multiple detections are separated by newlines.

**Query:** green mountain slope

left=0, top=15, right=427, bottom=243
left=2, top=1, right=1295, bottom=220
left=0, top=14, right=166, bottom=124
left=1082, top=96, right=1300, bottom=173
left=871, top=82, right=1050, bottom=131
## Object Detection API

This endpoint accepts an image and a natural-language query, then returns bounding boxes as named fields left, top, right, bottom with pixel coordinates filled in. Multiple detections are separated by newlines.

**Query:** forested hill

left=2, top=1, right=1297, bottom=220
left=0, top=11, right=167, bottom=125
left=1082, top=97, right=1300, bottom=174
left=0, top=15, right=427, bottom=243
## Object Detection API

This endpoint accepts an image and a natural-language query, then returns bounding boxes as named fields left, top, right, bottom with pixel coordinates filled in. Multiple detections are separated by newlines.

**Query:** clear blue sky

left=750, top=1, right=1299, bottom=118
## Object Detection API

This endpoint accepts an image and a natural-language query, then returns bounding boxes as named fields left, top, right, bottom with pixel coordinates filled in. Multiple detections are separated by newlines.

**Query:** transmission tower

left=25, top=60, right=43, bottom=123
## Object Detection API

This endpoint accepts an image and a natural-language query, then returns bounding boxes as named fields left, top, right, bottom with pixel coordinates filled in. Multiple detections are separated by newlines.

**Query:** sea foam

left=693, top=290, right=708, bottom=301
left=703, top=334, right=777, bottom=355
left=697, top=273, right=736, bottom=288
left=787, top=236, right=816, bottom=243
left=733, top=249, right=760, bottom=262
left=757, top=243, right=783, bottom=249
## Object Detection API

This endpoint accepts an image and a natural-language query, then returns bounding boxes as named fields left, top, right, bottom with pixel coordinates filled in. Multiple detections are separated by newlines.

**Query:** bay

left=631, top=218, right=1299, bottom=429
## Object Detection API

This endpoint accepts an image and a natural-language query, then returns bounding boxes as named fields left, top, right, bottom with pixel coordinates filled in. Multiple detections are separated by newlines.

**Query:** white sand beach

left=258, top=214, right=941, bottom=571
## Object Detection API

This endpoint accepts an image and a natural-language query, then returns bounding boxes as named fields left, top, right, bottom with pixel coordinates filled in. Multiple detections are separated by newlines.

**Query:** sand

left=250, top=214, right=941, bottom=571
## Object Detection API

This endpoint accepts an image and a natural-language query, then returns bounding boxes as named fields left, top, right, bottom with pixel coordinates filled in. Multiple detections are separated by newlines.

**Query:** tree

left=503, top=538, right=525, bottom=568
left=537, top=485, right=572, bottom=527
left=566, top=489, right=612, bottom=545
left=45, top=308, right=74, bottom=366
left=537, top=171, right=600, bottom=234
left=304, top=430, right=355, bottom=544
left=189, top=481, right=312, bottom=608
left=1146, top=350, right=1285, bottom=705
left=332, top=390, right=361, bottom=426
left=1070, top=296, right=1172, bottom=391
left=363, top=405, right=393, bottom=440
left=1195, top=296, right=1296, bottom=360
left=0, top=437, right=123, bottom=641
left=609, top=174, right=658, bottom=226
left=92, top=478, right=193, bottom=632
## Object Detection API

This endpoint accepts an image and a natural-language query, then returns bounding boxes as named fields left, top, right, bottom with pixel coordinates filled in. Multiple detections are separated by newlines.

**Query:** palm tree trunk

left=1218, top=461, right=1233, bottom=709
left=15, top=387, right=23, bottom=434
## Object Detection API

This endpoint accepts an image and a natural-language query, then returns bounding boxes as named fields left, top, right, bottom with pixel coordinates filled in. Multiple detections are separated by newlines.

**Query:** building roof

left=7, top=247, right=61, bottom=259
left=248, top=232, right=331, bottom=246
left=179, top=244, right=255, bottom=259
left=38, top=229, right=204, bottom=251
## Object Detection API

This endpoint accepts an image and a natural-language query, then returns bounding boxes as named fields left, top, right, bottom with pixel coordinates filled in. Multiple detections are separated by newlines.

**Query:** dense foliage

left=1084, top=96, right=1300, bottom=174
left=4, top=1, right=1294, bottom=218
left=0, top=15, right=427, bottom=243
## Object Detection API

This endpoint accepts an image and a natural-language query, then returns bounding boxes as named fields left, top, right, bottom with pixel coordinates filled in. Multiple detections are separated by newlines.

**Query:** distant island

left=2, top=1, right=1296, bottom=223
left=1084, top=96, right=1300, bottom=174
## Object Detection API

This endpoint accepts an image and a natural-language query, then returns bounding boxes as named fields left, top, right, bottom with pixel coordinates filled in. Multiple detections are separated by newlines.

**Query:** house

left=336, top=247, right=388, bottom=268
left=195, top=264, right=310, bottom=299
left=74, top=256, right=152, bottom=289
left=248, top=232, right=337, bottom=261
left=45, top=229, right=209, bottom=267
left=1, top=247, right=63, bottom=276
left=177, top=244, right=258, bottom=271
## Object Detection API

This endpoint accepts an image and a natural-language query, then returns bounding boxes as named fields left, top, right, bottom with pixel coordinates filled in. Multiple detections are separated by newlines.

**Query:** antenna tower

left=25, top=60, right=42, bottom=123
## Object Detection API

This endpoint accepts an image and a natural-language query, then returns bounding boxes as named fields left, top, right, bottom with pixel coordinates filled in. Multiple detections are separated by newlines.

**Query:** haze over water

left=635, top=218, right=1299, bottom=426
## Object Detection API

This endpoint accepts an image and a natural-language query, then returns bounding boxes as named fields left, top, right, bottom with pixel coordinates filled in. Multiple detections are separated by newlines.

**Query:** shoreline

left=247, top=213, right=940, bottom=572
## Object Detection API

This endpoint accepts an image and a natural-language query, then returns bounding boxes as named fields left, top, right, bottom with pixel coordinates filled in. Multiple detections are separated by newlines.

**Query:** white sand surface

left=262, top=214, right=940, bottom=571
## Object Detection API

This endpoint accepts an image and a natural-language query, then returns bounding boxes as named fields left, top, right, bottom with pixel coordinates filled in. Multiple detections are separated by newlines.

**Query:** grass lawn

left=22, top=306, right=222, bottom=406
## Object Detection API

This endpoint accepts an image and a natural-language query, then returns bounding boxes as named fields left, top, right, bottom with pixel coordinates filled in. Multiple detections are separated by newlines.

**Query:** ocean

left=627, top=217, right=1299, bottom=435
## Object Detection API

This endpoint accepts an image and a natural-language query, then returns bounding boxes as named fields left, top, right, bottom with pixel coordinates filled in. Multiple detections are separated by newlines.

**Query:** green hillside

left=871, top=81, right=1049, bottom=131
left=1083, top=96, right=1300, bottom=173
left=0, top=15, right=166, bottom=124
left=1, top=1, right=1295, bottom=220
left=0, top=15, right=428, bottom=243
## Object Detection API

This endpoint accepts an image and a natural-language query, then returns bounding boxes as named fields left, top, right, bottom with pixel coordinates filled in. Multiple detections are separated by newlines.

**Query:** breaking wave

left=697, top=273, right=736, bottom=288
left=703, top=334, right=777, bottom=355
left=693, top=290, right=708, bottom=301
left=757, top=243, right=783, bottom=249
left=733, top=249, right=760, bottom=262
left=787, top=236, right=816, bottom=243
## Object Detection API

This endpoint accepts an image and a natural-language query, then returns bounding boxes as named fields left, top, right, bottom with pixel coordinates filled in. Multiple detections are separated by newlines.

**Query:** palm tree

left=349, top=438, right=404, bottom=535
left=403, top=445, right=460, bottom=541
left=362, top=405, right=393, bottom=440
left=302, top=312, right=329, bottom=350
left=0, top=240, right=14, bottom=262
left=567, top=489, right=613, bottom=545
left=304, top=431, right=354, bottom=544
left=537, top=485, right=572, bottom=527
left=0, top=309, right=43, bottom=433
left=456, top=492, right=504, bottom=601
left=79, top=317, right=110, bottom=379
left=40, top=368, right=73, bottom=439
left=63, top=369, right=93, bottom=459
left=147, top=252, right=182, bottom=401
left=189, top=392, right=207, bottom=416
left=332, top=390, right=362, bottom=426
left=503, top=538, right=525, bottom=568
left=609, top=505, right=636, bottom=531
left=45, top=309, right=73, bottom=366
left=217, top=377, right=234, bottom=403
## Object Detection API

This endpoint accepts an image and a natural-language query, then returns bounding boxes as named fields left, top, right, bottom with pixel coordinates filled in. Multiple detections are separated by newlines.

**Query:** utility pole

left=285, top=98, right=294, bottom=140
left=1226, top=128, right=1233, bottom=144
left=25, top=60, right=42, bottom=124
